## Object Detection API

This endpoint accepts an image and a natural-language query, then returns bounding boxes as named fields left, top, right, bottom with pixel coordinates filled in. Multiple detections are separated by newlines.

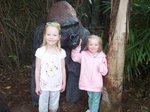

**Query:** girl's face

left=87, top=38, right=100, bottom=54
left=45, top=26, right=60, bottom=46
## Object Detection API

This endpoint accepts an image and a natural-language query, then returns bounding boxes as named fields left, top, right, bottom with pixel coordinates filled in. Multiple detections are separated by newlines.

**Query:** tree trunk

left=101, top=0, right=130, bottom=112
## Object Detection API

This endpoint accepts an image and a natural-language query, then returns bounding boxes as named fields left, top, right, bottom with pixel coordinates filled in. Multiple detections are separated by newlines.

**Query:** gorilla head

left=47, top=1, right=89, bottom=49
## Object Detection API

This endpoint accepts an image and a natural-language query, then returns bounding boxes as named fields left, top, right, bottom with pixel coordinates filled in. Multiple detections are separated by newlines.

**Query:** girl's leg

left=39, top=91, right=49, bottom=112
left=91, top=92, right=101, bottom=112
left=87, top=91, right=93, bottom=111
left=49, top=91, right=60, bottom=112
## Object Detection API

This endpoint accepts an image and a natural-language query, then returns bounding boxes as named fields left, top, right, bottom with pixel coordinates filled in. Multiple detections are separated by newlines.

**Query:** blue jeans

left=87, top=91, right=101, bottom=112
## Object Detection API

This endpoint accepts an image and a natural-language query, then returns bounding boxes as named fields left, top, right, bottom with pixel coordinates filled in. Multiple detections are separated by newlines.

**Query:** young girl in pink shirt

left=71, top=35, right=108, bottom=112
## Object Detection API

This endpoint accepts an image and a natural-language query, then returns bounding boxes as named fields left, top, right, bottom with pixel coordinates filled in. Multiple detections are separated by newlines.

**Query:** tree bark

left=101, top=0, right=130, bottom=112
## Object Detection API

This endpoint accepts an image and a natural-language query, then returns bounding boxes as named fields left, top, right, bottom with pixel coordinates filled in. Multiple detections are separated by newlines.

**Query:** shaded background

left=0, top=0, right=150, bottom=112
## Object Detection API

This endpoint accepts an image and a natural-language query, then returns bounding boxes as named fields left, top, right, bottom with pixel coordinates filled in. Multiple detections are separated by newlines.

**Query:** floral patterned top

left=35, top=46, right=66, bottom=91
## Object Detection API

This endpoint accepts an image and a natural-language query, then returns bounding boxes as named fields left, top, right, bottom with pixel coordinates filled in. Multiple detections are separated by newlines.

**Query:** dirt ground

left=0, top=67, right=150, bottom=112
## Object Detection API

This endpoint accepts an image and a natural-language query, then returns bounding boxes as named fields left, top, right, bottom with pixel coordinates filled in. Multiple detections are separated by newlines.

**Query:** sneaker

left=86, top=109, right=90, bottom=112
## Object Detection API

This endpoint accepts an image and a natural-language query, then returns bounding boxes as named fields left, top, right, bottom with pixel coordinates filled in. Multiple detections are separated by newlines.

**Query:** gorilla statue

left=31, top=1, right=90, bottom=105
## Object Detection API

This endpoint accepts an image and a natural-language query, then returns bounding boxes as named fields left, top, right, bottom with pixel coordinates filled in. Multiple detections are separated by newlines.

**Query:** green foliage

left=0, top=0, right=47, bottom=71
left=125, top=0, right=150, bottom=80
left=101, top=0, right=111, bottom=14
left=125, top=29, right=150, bottom=80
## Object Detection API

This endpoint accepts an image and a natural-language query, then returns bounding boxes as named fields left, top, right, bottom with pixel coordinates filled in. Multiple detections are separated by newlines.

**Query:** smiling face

left=87, top=38, right=100, bottom=54
left=45, top=26, right=60, bottom=47
left=86, top=35, right=102, bottom=54
left=42, top=22, right=61, bottom=51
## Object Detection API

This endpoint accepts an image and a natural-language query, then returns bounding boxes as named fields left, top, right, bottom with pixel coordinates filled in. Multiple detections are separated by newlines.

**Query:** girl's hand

left=60, top=83, right=66, bottom=93
left=35, top=87, right=41, bottom=95
left=79, top=39, right=82, bottom=46
left=98, top=60, right=108, bottom=76
left=99, top=63, right=104, bottom=73
left=98, top=59, right=105, bottom=73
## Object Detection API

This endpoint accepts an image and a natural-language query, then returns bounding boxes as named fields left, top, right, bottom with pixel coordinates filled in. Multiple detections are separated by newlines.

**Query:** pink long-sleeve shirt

left=71, top=46, right=108, bottom=92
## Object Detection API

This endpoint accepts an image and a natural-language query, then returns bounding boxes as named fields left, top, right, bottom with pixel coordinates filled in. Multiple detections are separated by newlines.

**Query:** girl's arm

left=71, top=39, right=82, bottom=63
left=61, top=58, right=66, bottom=92
left=99, top=57, right=108, bottom=76
left=35, top=57, right=41, bottom=95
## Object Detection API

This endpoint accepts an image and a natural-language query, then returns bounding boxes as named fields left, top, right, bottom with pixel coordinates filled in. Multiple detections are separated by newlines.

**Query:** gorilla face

left=68, top=33, right=80, bottom=49
left=60, top=22, right=81, bottom=49
left=60, top=33, right=80, bottom=49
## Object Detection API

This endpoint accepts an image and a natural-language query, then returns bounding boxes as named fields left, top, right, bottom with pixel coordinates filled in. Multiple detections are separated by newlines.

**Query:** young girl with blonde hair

left=35, top=22, right=66, bottom=112
left=71, top=35, right=108, bottom=112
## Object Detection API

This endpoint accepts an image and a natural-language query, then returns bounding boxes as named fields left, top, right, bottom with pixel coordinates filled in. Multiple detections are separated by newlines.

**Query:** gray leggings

left=39, top=91, right=60, bottom=112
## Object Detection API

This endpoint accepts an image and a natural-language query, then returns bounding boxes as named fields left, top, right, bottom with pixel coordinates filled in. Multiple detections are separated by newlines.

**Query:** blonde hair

left=42, top=22, right=61, bottom=52
left=84, top=35, right=103, bottom=52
